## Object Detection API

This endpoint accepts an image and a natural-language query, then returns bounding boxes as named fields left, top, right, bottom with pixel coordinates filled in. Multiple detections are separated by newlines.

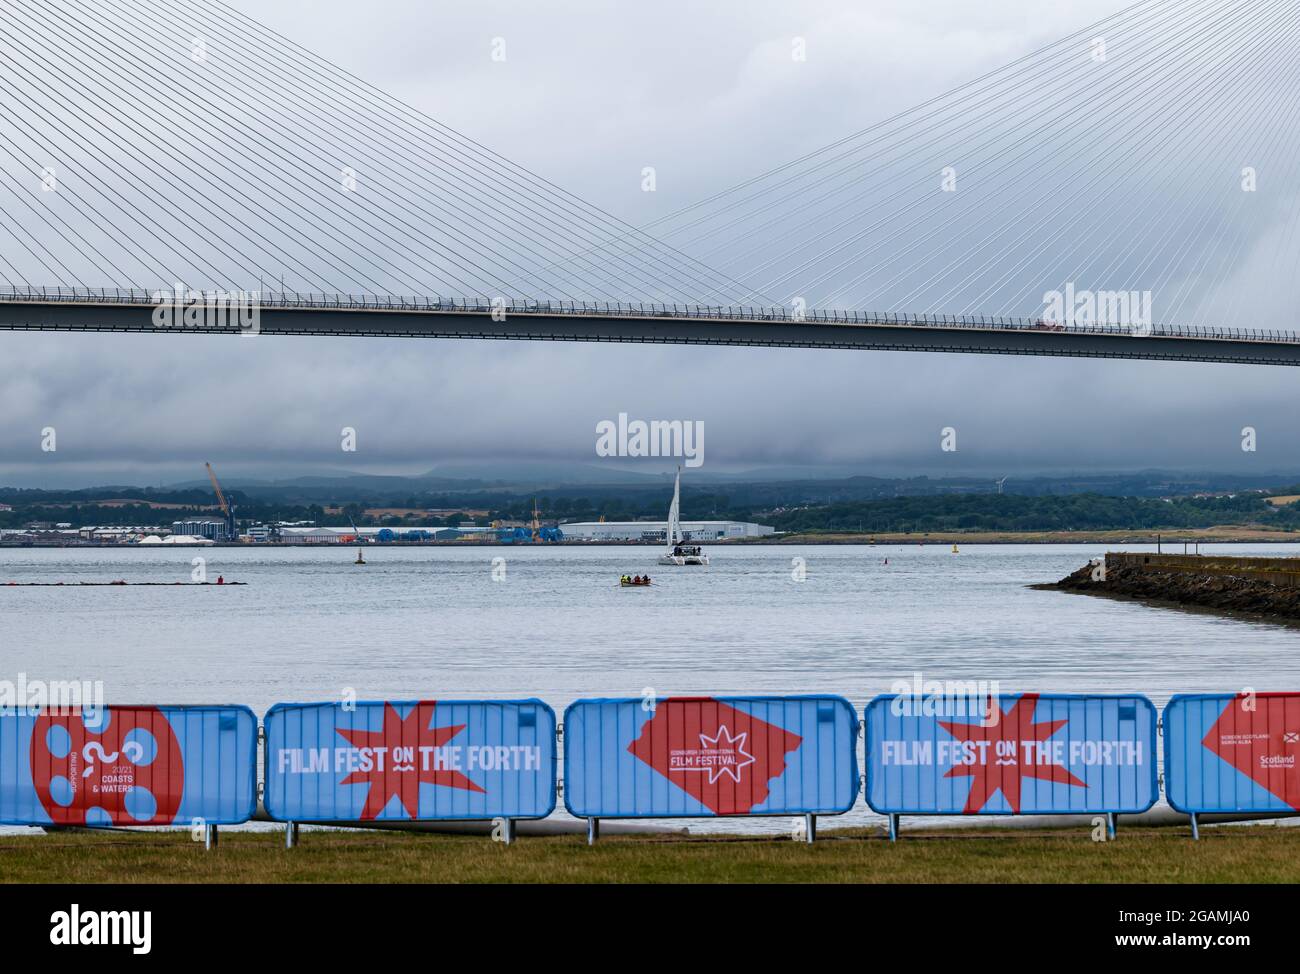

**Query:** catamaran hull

left=658, top=554, right=709, bottom=566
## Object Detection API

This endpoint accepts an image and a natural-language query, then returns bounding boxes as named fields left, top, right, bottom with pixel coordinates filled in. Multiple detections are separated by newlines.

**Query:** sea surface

left=3, top=542, right=1299, bottom=834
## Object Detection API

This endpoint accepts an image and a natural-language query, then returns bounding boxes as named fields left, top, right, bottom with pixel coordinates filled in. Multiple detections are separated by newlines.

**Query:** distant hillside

left=4, top=473, right=1300, bottom=534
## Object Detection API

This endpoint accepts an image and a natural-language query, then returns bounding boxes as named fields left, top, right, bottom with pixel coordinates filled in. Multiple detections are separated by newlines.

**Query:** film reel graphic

left=30, top=707, right=185, bottom=825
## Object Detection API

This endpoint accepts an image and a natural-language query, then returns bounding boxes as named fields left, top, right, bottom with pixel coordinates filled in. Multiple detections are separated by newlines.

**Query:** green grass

left=1, top=825, right=1296, bottom=883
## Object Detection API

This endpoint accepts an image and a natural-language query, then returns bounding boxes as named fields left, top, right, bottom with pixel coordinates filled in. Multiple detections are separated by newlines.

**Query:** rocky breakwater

left=1043, top=552, right=1300, bottom=621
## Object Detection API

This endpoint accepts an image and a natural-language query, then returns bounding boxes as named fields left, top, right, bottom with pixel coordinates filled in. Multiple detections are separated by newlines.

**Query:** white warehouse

left=559, top=520, right=775, bottom=542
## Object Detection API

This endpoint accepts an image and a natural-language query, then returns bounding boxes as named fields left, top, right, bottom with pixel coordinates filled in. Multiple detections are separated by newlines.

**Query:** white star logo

left=675, top=724, right=756, bottom=784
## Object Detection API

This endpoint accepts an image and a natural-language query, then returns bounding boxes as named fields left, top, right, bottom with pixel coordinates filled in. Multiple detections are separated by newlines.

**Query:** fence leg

left=503, top=818, right=516, bottom=845
left=804, top=813, right=816, bottom=844
left=888, top=814, right=900, bottom=842
left=1107, top=813, right=1117, bottom=840
left=1190, top=813, right=1200, bottom=841
left=285, top=822, right=299, bottom=849
left=587, top=817, right=599, bottom=846
left=204, top=824, right=218, bottom=851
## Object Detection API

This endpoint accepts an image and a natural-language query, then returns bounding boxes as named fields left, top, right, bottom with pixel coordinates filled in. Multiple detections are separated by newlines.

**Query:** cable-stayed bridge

left=1, top=0, right=1298, bottom=364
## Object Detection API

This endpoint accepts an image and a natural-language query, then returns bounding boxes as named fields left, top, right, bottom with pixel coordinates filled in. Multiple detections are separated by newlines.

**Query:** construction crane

left=205, top=462, right=238, bottom=541
left=346, top=511, right=368, bottom=563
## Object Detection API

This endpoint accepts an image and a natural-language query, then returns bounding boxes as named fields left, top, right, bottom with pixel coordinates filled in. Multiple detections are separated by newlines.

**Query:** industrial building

left=172, top=518, right=231, bottom=542
left=276, top=526, right=346, bottom=544
left=558, top=520, right=775, bottom=542
left=276, top=526, right=483, bottom=543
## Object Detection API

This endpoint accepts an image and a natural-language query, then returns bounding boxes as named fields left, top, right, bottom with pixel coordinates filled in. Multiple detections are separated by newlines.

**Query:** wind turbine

left=995, top=477, right=1009, bottom=494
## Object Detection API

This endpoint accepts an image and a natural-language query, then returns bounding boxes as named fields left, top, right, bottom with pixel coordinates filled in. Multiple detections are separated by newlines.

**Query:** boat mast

left=669, top=466, right=682, bottom=546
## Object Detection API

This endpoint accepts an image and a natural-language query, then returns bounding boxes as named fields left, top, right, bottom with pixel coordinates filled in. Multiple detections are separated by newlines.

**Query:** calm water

left=4, top=542, right=1299, bottom=833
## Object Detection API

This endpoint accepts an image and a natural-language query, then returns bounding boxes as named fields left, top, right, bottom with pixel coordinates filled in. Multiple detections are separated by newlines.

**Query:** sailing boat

left=658, top=467, right=709, bottom=566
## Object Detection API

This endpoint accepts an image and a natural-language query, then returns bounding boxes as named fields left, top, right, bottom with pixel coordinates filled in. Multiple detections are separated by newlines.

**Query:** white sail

left=659, top=466, right=707, bottom=565
left=667, top=467, right=682, bottom=545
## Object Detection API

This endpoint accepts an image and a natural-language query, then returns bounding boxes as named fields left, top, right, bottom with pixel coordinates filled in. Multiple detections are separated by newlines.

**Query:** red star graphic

left=939, top=694, right=1087, bottom=813
left=336, top=702, right=484, bottom=819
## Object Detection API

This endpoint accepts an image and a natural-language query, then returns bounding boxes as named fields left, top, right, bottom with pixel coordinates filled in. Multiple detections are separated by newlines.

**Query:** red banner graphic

left=30, top=707, right=184, bottom=825
left=1203, top=694, right=1300, bottom=810
left=628, top=698, right=802, bottom=814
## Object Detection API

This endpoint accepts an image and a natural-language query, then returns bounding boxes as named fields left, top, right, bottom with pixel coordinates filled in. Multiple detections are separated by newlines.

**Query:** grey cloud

left=2, top=1, right=1296, bottom=485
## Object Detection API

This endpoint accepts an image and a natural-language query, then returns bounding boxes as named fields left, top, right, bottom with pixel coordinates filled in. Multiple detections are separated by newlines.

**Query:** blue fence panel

left=263, top=699, right=556, bottom=822
left=563, top=695, right=859, bottom=818
left=0, top=705, right=256, bottom=826
left=865, top=693, right=1157, bottom=815
left=1164, top=692, right=1300, bottom=814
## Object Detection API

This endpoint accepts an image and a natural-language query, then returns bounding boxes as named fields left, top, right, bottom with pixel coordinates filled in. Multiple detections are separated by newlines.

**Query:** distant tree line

left=757, top=492, right=1300, bottom=534
left=3, top=485, right=1300, bottom=534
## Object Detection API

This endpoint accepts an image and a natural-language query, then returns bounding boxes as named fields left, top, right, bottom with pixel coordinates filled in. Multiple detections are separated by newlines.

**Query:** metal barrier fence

left=0, top=705, right=256, bottom=848
left=865, top=693, right=1159, bottom=840
left=1164, top=693, right=1300, bottom=839
left=263, top=699, right=556, bottom=845
left=0, top=692, right=1294, bottom=846
left=563, top=695, right=859, bottom=843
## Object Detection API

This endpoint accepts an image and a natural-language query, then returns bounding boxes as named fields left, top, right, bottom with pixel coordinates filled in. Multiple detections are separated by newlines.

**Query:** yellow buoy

left=951, top=544, right=959, bottom=554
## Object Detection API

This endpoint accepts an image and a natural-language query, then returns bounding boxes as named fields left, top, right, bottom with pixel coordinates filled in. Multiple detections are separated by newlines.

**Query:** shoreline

left=1042, top=553, right=1300, bottom=624
left=4, top=527, right=1300, bottom=549
left=757, top=528, right=1300, bottom=545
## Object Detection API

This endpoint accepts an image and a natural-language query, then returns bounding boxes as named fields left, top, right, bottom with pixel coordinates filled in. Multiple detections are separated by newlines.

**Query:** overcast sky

left=3, top=0, right=1298, bottom=487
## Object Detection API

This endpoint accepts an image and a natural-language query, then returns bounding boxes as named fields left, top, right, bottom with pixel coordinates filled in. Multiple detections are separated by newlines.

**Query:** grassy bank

left=1, top=825, right=1296, bottom=883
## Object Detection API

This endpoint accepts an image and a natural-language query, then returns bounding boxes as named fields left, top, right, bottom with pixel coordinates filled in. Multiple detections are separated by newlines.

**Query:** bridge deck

left=1, top=291, right=1298, bottom=366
